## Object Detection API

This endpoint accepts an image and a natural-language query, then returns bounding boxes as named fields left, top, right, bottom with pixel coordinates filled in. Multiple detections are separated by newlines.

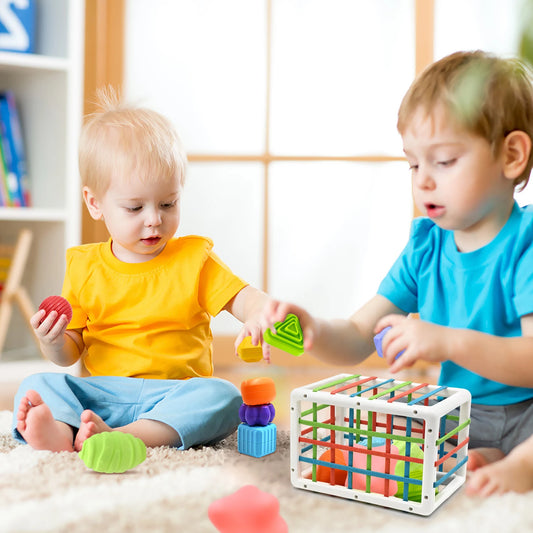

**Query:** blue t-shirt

left=378, top=202, right=533, bottom=405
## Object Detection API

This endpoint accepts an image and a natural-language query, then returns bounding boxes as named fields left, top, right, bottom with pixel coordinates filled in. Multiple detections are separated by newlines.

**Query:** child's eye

left=437, top=159, right=456, bottom=167
left=408, top=164, right=418, bottom=172
left=126, top=206, right=142, bottom=212
left=161, top=201, right=177, bottom=209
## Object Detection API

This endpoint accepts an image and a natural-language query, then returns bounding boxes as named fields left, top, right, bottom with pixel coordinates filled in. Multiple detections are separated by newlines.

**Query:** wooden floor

left=0, top=359, right=439, bottom=432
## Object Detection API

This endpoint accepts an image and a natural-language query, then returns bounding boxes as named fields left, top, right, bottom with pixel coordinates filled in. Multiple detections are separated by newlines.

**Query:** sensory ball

left=38, top=295, right=72, bottom=327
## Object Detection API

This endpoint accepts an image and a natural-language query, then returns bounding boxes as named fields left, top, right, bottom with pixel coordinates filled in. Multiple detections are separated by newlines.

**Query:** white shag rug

left=1, top=410, right=532, bottom=533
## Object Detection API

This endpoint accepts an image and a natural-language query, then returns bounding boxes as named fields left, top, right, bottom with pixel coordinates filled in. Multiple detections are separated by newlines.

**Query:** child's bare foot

left=74, top=409, right=113, bottom=451
left=467, top=438, right=533, bottom=496
left=467, top=447, right=504, bottom=471
left=16, top=390, right=74, bottom=452
left=467, top=454, right=533, bottom=496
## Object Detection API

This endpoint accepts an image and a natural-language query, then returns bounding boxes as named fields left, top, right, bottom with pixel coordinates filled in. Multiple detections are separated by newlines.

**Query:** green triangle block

left=264, top=313, right=304, bottom=356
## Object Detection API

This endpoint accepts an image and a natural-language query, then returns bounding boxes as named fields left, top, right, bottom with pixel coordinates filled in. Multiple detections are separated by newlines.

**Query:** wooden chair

left=0, top=229, right=36, bottom=357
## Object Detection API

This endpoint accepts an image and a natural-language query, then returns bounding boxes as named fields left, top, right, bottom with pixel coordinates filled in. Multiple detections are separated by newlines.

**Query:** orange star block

left=208, top=485, right=288, bottom=533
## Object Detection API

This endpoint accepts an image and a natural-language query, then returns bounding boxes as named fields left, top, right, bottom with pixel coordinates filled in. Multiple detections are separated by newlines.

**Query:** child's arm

left=376, top=313, right=533, bottom=387
left=265, top=294, right=404, bottom=366
left=30, top=309, right=84, bottom=366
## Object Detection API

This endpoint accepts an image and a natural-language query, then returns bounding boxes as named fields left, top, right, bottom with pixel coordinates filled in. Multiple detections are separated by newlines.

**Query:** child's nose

left=144, top=208, right=162, bottom=226
left=414, top=166, right=435, bottom=190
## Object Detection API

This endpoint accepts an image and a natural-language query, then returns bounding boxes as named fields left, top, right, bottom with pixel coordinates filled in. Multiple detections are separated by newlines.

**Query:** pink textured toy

left=208, top=485, right=288, bottom=533
left=38, top=295, right=72, bottom=327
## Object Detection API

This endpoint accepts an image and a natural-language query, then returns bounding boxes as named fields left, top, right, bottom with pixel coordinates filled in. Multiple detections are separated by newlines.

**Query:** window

left=124, top=0, right=527, bottom=335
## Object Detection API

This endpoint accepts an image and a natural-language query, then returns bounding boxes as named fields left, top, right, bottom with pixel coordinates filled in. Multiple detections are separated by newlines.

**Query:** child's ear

left=502, top=131, right=532, bottom=180
left=83, top=186, right=104, bottom=220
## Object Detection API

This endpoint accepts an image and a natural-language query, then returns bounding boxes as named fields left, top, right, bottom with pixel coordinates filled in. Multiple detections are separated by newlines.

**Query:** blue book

left=0, top=92, right=28, bottom=206
left=0, top=124, right=12, bottom=206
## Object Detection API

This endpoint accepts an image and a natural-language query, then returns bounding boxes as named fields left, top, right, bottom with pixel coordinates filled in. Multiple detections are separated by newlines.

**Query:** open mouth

left=425, top=204, right=445, bottom=218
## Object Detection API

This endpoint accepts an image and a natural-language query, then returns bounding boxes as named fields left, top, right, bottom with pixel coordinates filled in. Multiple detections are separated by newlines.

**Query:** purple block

left=373, top=326, right=405, bottom=360
left=239, top=403, right=276, bottom=426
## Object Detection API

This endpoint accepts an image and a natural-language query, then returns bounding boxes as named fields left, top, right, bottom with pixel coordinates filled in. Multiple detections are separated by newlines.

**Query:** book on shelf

left=0, top=91, right=30, bottom=207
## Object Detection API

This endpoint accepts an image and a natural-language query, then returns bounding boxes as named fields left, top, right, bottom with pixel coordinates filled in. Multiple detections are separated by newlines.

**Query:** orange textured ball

left=38, top=295, right=72, bottom=327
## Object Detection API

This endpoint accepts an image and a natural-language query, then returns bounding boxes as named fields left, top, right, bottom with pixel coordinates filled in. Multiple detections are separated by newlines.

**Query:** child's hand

left=235, top=319, right=272, bottom=363
left=30, top=309, right=69, bottom=348
left=374, top=315, right=452, bottom=373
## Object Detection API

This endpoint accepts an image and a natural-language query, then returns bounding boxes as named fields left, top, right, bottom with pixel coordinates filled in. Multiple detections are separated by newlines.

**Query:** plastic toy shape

left=374, top=326, right=405, bottom=360
left=239, top=403, right=276, bottom=426
left=241, top=377, right=276, bottom=406
left=316, top=440, right=424, bottom=500
left=208, top=484, right=288, bottom=533
left=237, top=336, right=263, bottom=363
left=264, top=313, right=304, bottom=356
left=238, top=423, right=277, bottom=457
left=79, top=431, right=147, bottom=474
left=38, top=295, right=72, bottom=327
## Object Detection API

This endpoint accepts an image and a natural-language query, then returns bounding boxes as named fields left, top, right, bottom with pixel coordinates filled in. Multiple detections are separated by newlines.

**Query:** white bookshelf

left=0, top=0, right=85, bottom=359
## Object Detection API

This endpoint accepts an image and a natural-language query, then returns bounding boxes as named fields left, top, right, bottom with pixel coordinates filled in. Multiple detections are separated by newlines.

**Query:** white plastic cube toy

left=290, top=373, right=471, bottom=516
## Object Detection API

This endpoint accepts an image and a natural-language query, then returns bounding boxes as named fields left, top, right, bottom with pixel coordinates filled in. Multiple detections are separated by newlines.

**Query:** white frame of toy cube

left=290, top=373, right=471, bottom=516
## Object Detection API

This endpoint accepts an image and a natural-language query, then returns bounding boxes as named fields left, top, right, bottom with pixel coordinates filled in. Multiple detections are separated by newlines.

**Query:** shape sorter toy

left=290, top=373, right=471, bottom=516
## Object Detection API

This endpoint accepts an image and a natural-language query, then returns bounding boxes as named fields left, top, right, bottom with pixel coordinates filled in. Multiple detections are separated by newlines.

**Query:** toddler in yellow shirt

left=13, top=91, right=271, bottom=452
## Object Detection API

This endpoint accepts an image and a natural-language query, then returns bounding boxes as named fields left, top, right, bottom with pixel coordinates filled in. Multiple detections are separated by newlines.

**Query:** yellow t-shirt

left=62, top=236, right=247, bottom=379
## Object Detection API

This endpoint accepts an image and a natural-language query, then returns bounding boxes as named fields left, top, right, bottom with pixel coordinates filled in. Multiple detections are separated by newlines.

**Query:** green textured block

left=264, top=313, right=304, bottom=356
left=79, top=431, right=147, bottom=474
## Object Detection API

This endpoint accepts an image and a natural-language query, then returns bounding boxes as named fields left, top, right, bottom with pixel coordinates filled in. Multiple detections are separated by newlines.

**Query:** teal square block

left=238, top=423, right=277, bottom=458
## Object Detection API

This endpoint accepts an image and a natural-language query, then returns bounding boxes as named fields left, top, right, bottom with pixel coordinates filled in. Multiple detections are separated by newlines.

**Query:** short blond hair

left=398, top=51, right=533, bottom=189
left=79, top=88, right=187, bottom=197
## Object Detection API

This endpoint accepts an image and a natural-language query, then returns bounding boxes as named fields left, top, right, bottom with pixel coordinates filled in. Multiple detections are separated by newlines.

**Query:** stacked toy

left=238, top=377, right=277, bottom=458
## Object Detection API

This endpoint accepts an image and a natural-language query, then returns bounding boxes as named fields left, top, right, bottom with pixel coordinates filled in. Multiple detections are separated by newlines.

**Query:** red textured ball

left=38, top=296, right=73, bottom=327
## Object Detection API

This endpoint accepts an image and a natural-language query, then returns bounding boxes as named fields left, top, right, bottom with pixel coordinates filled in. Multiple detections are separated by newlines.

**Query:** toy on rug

left=208, top=484, right=288, bottom=533
left=38, top=295, right=72, bottom=327
left=263, top=313, right=304, bottom=356
left=237, top=336, right=264, bottom=363
left=373, top=325, right=405, bottom=360
left=290, top=373, right=471, bottom=516
left=316, top=437, right=425, bottom=500
left=79, top=431, right=147, bottom=474
left=238, top=377, right=277, bottom=458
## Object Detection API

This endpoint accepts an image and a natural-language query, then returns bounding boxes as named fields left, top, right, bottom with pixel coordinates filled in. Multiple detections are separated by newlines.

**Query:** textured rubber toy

left=373, top=326, right=405, bottom=360
left=79, top=431, right=147, bottom=474
left=237, top=336, right=264, bottom=363
left=38, top=295, right=72, bottom=327
left=239, top=403, right=276, bottom=426
left=240, top=377, right=276, bottom=406
left=263, top=314, right=304, bottom=356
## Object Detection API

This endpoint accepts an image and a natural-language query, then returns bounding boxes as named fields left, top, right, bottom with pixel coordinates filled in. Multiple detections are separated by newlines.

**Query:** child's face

left=94, top=173, right=181, bottom=263
left=402, top=104, right=514, bottom=250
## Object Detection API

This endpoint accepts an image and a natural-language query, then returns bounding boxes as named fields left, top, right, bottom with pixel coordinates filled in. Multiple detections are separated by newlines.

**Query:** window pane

left=434, top=0, right=524, bottom=59
left=270, top=0, right=415, bottom=156
left=124, top=0, right=267, bottom=154
left=268, top=162, right=412, bottom=319
left=179, top=162, right=264, bottom=333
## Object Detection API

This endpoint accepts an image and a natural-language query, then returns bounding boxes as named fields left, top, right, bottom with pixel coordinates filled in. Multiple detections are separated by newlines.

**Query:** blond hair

left=79, top=88, right=187, bottom=197
left=398, top=51, right=533, bottom=189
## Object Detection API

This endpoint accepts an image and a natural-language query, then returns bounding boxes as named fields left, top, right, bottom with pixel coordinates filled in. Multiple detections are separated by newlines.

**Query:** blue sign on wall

left=0, top=0, right=35, bottom=54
